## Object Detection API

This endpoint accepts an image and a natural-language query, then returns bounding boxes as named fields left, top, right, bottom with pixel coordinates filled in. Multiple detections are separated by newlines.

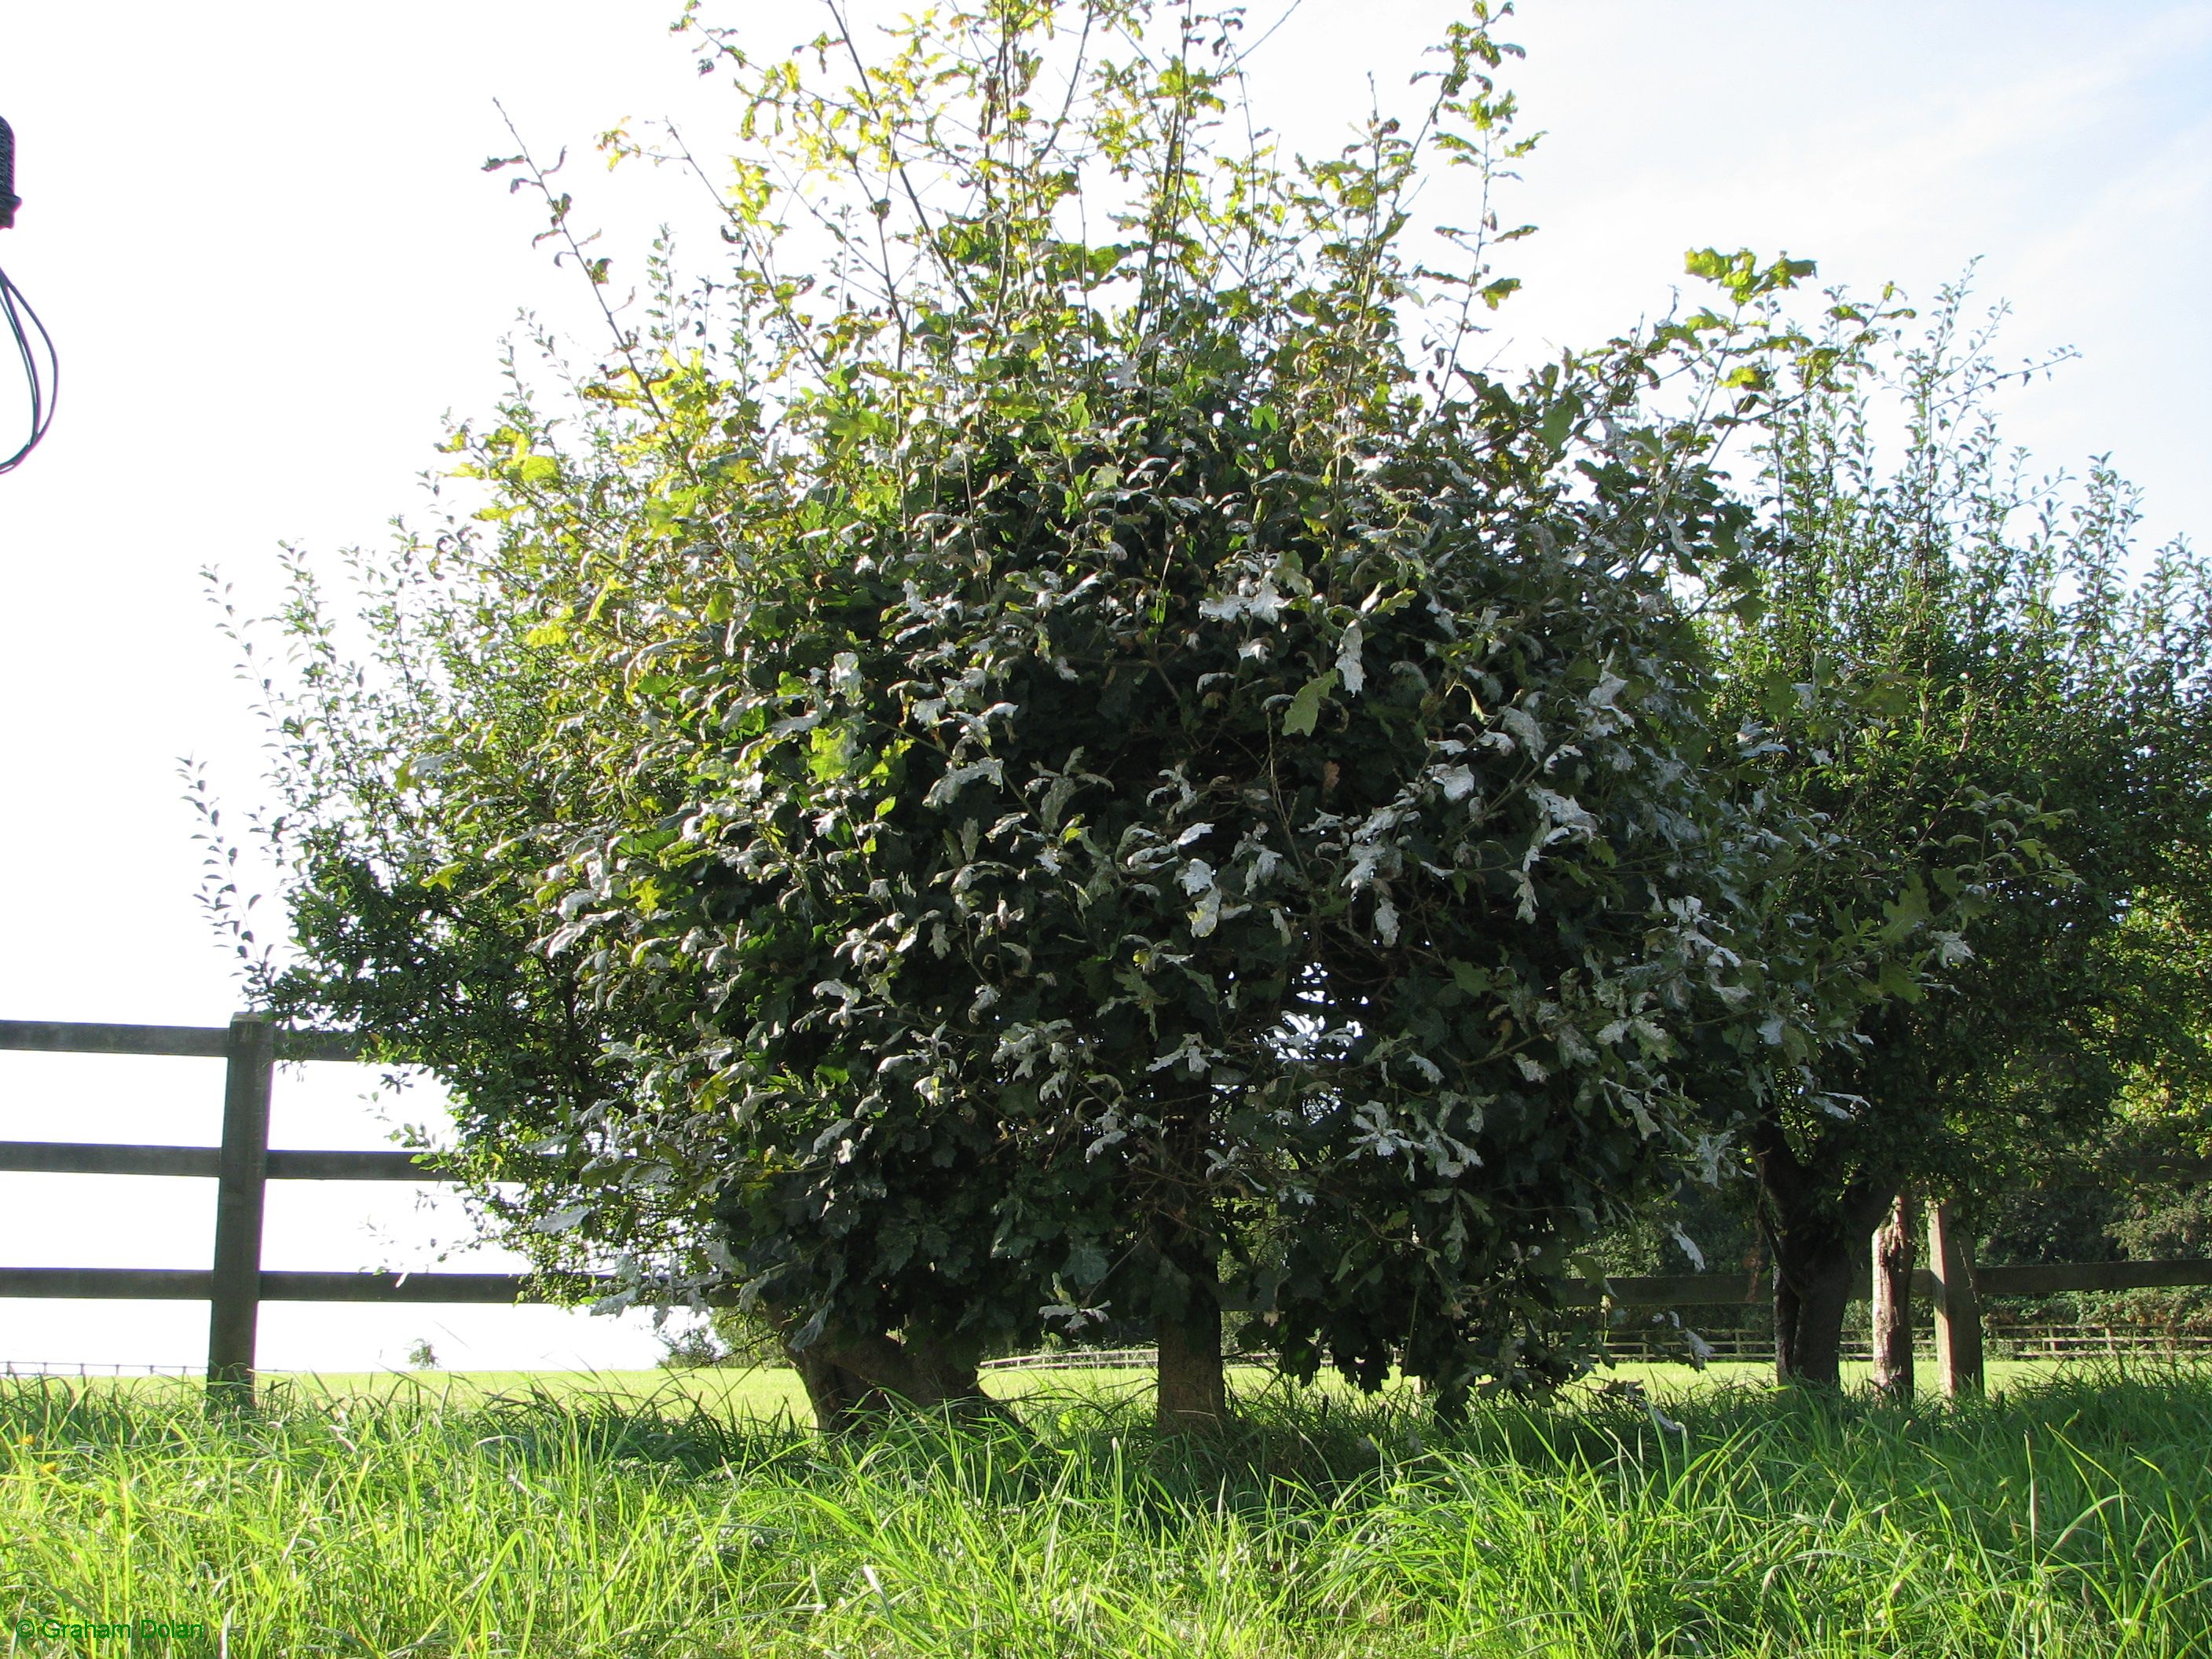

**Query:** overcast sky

left=1, top=0, right=2206, bottom=1375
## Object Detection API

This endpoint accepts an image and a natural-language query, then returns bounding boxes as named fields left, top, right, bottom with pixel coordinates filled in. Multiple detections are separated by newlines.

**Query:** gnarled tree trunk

left=785, top=1341, right=893, bottom=1435
left=1752, top=1119, right=1895, bottom=1390
left=779, top=1317, right=1002, bottom=1435
left=1769, top=1228, right=1861, bottom=1386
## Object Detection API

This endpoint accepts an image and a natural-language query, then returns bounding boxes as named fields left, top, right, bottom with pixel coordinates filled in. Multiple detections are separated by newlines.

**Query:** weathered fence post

left=207, top=1013, right=274, bottom=1408
left=1928, top=1200, right=1984, bottom=1400
left=1871, top=1190, right=1917, bottom=1401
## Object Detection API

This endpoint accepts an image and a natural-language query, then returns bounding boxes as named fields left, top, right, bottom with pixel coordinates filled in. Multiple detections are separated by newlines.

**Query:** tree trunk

left=1870, top=1190, right=1918, bottom=1401
left=1750, top=1118, right=1895, bottom=1390
left=1771, top=1230, right=1857, bottom=1388
left=780, top=1318, right=1000, bottom=1435
left=1152, top=1099, right=1228, bottom=1437
left=1155, top=1284, right=1226, bottom=1435
left=785, top=1341, right=892, bottom=1436
left=1771, top=1262, right=1804, bottom=1385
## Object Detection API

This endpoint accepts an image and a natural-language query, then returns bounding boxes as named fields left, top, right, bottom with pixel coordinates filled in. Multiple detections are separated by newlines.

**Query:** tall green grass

left=5, top=1365, right=2208, bottom=1657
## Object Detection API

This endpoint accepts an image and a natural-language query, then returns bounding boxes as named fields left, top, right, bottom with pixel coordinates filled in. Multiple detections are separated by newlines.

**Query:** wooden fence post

left=207, top=1013, right=274, bottom=1408
left=1928, top=1200, right=1984, bottom=1400
left=1871, top=1190, right=1917, bottom=1401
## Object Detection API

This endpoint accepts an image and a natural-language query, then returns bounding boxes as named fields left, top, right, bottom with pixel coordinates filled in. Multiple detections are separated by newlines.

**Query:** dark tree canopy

left=561, top=307, right=1778, bottom=1425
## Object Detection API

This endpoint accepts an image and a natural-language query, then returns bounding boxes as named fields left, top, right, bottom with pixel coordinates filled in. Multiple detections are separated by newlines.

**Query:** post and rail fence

left=6, top=1015, right=2212, bottom=1404
left=0, top=1013, right=592, bottom=1406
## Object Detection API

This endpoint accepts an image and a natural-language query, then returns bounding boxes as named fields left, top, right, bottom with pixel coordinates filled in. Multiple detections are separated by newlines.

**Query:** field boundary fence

left=2, top=1359, right=200, bottom=1379
left=8, top=1015, right=2212, bottom=1404
left=1596, top=1323, right=2212, bottom=1365
left=0, top=1013, right=602, bottom=1405
left=981, top=1346, right=1163, bottom=1372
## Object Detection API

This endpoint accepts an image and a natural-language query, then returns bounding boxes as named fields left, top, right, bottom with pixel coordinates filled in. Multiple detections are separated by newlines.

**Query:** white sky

left=0, top=0, right=2206, bottom=1375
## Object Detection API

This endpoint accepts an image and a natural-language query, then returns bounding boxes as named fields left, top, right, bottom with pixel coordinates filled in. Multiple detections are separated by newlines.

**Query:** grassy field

left=4, top=1361, right=2208, bottom=1657
left=211, top=1354, right=2167, bottom=1415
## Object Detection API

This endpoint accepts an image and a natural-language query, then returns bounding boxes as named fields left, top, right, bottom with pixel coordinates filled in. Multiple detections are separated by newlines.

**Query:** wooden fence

left=981, top=1346, right=1165, bottom=1372
left=6, top=1015, right=2212, bottom=1404
left=0, top=1014, right=588, bottom=1404
left=1596, top=1324, right=2212, bottom=1364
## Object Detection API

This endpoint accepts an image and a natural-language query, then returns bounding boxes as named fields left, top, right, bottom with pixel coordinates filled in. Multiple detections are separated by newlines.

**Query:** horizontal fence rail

left=979, top=1318, right=2212, bottom=1373
left=1601, top=1322, right=2212, bottom=1361
left=982, top=1347, right=1163, bottom=1372
left=0, top=1269, right=555, bottom=1304
left=1989, top=1324, right=2212, bottom=1356
left=3, top=1359, right=200, bottom=1379
left=0, top=1142, right=455, bottom=1181
left=0, top=1019, right=362, bottom=1064
left=14, top=1261, right=2205, bottom=1309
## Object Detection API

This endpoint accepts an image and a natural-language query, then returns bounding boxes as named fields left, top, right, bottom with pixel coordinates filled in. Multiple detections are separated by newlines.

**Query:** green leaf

left=809, top=723, right=857, bottom=782
left=1538, top=394, right=1581, bottom=452
left=1878, top=874, right=1930, bottom=944
left=1282, top=669, right=1337, bottom=737
left=1064, top=1239, right=1109, bottom=1287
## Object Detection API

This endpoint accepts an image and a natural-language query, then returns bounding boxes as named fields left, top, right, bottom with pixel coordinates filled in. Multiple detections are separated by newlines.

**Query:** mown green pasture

left=4, top=1361, right=2207, bottom=1657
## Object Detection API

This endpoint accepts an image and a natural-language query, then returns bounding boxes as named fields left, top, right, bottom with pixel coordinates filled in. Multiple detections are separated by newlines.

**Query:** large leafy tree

left=212, top=0, right=1822, bottom=1430
left=1706, top=280, right=2212, bottom=1385
left=573, top=326, right=1774, bottom=1430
